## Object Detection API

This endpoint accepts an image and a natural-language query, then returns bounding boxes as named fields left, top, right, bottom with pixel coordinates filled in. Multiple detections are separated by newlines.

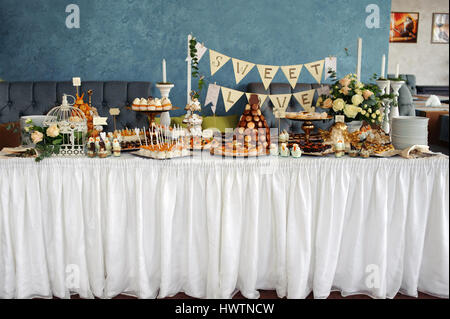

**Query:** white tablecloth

left=0, top=155, right=448, bottom=299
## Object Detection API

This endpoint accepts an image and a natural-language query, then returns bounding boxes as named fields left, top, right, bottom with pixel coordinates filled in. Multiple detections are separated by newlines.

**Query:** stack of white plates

left=391, top=116, right=429, bottom=150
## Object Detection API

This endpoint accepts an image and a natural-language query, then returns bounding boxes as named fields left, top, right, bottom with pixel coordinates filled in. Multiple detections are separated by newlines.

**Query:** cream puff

left=161, top=97, right=172, bottom=111
left=132, top=98, right=141, bottom=110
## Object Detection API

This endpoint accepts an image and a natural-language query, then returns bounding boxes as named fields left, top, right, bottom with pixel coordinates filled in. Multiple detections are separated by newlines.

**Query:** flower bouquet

left=317, top=73, right=383, bottom=126
left=23, top=119, right=63, bottom=162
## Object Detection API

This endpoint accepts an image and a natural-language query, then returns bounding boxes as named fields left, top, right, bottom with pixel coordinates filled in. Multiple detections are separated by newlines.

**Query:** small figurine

left=291, top=144, right=302, bottom=158
left=334, top=140, right=345, bottom=158
left=112, top=138, right=121, bottom=157
left=87, top=137, right=96, bottom=157
left=270, top=143, right=279, bottom=156
left=98, top=140, right=108, bottom=158
left=104, top=138, right=112, bottom=155
left=280, top=143, right=290, bottom=157
left=95, top=136, right=101, bottom=153
left=279, top=130, right=289, bottom=143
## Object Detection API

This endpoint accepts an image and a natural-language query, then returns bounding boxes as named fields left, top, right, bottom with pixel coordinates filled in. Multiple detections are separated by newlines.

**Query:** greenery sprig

left=189, top=36, right=205, bottom=100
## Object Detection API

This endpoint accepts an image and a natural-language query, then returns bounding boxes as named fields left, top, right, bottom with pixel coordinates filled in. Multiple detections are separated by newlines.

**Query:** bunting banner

left=257, top=64, right=280, bottom=90
left=232, top=58, right=255, bottom=84
left=205, top=83, right=221, bottom=114
left=324, top=56, right=337, bottom=80
left=213, top=84, right=316, bottom=114
left=245, top=92, right=268, bottom=106
left=221, top=86, right=244, bottom=112
left=281, top=65, right=303, bottom=89
left=209, top=49, right=231, bottom=76
left=304, top=60, right=325, bottom=84
left=206, top=47, right=332, bottom=86
left=293, top=89, right=316, bottom=112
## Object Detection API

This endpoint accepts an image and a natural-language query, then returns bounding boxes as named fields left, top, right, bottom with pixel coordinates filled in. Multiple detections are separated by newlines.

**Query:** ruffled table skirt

left=0, top=155, right=448, bottom=299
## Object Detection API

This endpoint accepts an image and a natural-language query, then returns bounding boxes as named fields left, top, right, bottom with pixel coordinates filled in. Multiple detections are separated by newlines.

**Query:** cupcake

left=132, top=98, right=141, bottom=110
left=279, top=130, right=289, bottom=143
left=280, top=143, right=290, bottom=157
left=139, top=98, right=148, bottom=111
left=291, top=144, right=302, bottom=158
left=161, top=97, right=172, bottom=111
left=154, top=98, right=162, bottom=111
left=148, top=98, right=156, bottom=111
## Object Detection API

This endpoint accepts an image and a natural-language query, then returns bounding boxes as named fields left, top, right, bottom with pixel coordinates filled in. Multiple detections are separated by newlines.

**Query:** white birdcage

left=43, top=94, right=88, bottom=156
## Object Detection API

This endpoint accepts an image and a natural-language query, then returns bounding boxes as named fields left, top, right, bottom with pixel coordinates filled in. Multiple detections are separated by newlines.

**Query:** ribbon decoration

left=324, top=56, right=337, bottom=80
left=205, top=83, right=221, bottom=114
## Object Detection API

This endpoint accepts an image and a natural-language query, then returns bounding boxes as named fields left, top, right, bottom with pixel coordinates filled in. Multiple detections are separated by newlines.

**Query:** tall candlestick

left=356, top=38, right=362, bottom=82
left=395, top=64, right=400, bottom=78
left=381, top=54, right=386, bottom=79
left=162, top=59, right=167, bottom=83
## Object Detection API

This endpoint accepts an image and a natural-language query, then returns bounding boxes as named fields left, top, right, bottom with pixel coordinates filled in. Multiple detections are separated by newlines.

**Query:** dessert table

left=0, top=154, right=448, bottom=299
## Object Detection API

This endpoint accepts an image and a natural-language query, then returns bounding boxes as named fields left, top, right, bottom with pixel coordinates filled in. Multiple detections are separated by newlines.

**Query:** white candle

left=72, top=77, right=81, bottom=87
left=162, top=59, right=167, bottom=83
left=395, top=64, right=400, bottom=78
left=356, top=38, right=362, bottom=82
left=381, top=55, right=386, bottom=79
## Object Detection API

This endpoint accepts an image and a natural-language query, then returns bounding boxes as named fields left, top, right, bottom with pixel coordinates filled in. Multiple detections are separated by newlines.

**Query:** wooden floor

left=66, top=290, right=440, bottom=299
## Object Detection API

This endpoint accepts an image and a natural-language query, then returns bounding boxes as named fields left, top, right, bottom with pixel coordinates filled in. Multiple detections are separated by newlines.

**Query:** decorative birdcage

left=43, top=94, right=88, bottom=156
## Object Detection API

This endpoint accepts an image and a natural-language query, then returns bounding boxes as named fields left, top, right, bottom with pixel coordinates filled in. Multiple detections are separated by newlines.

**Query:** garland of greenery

left=189, top=36, right=205, bottom=100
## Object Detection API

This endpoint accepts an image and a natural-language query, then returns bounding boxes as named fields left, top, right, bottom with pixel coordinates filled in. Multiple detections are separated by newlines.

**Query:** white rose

left=376, top=110, right=380, bottom=115
left=31, top=131, right=44, bottom=144
left=332, top=98, right=346, bottom=112
left=343, top=104, right=359, bottom=119
left=24, top=126, right=31, bottom=132
left=46, top=124, right=60, bottom=138
left=351, top=94, right=364, bottom=106
left=371, top=113, right=377, bottom=119
left=361, top=110, right=366, bottom=115
left=368, top=108, right=372, bottom=113
left=25, top=118, right=33, bottom=124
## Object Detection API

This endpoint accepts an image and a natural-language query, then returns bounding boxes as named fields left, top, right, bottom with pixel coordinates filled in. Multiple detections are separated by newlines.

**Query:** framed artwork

left=431, top=13, right=449, bottom=44
left=390, top=12, right=419, bottom=43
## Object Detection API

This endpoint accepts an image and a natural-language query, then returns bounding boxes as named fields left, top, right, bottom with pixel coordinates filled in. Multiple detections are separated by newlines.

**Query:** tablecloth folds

left=0, top=157, right=448, bottom=299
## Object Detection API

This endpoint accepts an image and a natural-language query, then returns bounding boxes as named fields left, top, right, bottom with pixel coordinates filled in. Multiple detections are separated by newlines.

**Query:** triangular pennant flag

left=304, top=60, right=325, bottom=84
left=232, top=58, right=255, bottom=84
left=205, top=83, right=221, bottom=114
left=257, top=64, right=280, bottom=90
left=196, top=42, right=207, bottom=62
left=324, top=57, right=337, bottom=80
left=245, top=93, right=268, bottom=106
left=269, top=94, right=292, bottom=110
left=209, top=49, right=230, bottom=76
left=293, top=89, right=316, bottom=112
left=281, top=65, right=303, bottom=89
left=221, top=86, right=244, bottom=112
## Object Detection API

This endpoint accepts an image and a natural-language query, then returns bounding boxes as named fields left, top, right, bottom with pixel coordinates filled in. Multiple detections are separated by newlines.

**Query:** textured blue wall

left=0, top=0, right=391, bottom=116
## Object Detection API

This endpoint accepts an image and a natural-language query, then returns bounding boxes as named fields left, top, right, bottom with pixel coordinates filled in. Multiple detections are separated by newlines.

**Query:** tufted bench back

left=247, top=82, right=333, bottom=133
left=0, top=81, right=152, bottom=131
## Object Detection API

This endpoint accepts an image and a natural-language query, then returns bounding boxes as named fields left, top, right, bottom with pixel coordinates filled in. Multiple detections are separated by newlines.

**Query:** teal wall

left=0, top=0, right=391, bottom=116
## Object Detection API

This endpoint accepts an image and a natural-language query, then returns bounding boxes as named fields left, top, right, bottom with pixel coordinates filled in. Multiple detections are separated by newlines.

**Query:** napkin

left=425, top=95, right=441, bottom=107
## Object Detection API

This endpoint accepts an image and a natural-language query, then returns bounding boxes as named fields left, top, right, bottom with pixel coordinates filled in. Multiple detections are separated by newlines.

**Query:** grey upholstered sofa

left=0, top=81, right=152, bottom=132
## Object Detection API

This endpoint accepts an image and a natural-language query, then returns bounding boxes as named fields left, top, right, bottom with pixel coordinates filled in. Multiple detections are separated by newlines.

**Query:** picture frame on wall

left=431, top=13, right=449, bottom=44
left=389, top=12, right=419, bottom=43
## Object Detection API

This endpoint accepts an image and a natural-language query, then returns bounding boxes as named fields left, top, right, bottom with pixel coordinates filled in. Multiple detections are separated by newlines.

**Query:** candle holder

left=381, top=98, right=392, bottom=134
left=376, top=79, right=390, bottom=95
left=390, top=80, right=404, bottom=126
left=156, top=83, right=175, bottom=127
